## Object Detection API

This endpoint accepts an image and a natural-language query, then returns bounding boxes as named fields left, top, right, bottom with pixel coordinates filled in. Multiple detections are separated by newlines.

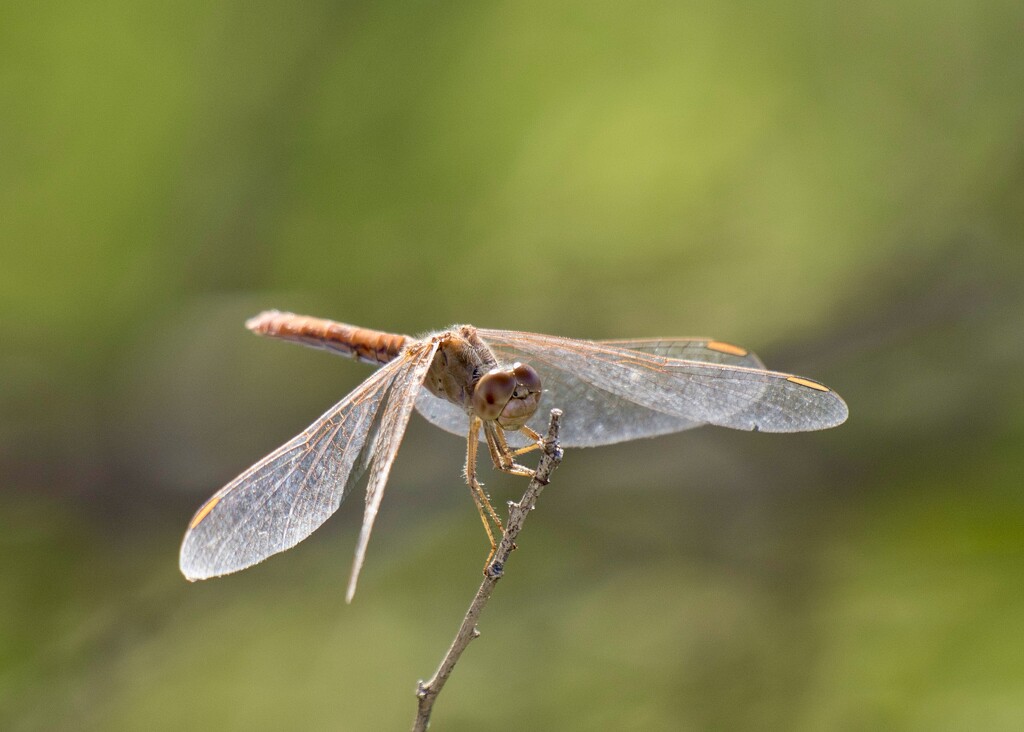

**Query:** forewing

left=346, top=339, right=439, bottom=602
left=179, top=360, right=402, bottom=581
left=477, top=329, right=848, bottom=446
left=415, top=338, right=765, bottom=447
left=597, top=338, right=765, bottom=369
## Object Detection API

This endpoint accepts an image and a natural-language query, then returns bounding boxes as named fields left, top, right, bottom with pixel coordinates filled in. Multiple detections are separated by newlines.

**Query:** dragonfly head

left=471, top=362, right=542, bottom=430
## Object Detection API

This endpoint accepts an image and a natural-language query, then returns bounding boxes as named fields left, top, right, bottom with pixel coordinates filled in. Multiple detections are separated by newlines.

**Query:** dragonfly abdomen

left=245, top=310, right=409, bottom=365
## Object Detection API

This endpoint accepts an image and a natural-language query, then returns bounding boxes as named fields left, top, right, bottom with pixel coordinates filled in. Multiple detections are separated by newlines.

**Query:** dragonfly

left=180, top=311, right=848, bottom=601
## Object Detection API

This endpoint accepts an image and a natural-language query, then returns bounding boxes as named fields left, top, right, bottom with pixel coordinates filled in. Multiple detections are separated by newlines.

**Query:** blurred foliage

left=2, top=0, right=1023, bottom=730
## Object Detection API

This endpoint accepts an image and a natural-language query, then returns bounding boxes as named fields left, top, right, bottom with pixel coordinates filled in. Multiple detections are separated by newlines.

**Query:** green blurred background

left=3, top=1, right=1023, bottom=729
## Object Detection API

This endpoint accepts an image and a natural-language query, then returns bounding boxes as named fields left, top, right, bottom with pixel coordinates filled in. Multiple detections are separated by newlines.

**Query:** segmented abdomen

left=245, top=310, right=409, bottom=365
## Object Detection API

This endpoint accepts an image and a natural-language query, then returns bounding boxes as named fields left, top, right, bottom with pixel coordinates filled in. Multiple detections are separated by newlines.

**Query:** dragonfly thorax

left=423, top=326, right=500, bottom=413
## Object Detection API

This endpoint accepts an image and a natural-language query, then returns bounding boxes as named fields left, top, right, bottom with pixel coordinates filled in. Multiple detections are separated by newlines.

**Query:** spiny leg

left=468, top=422, right=505, bottom=531
left=508, top=425, right=544, bottom=458
left=468, top=480, right=498, bottom=555
left=484, top=422, right=537, bottom=478
left=466, top=416, right=505, bottom=566
left=466, top=416, right=503, bottom=530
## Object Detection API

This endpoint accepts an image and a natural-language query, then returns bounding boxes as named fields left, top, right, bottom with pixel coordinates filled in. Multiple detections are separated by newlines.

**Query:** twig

left=412, top=409, right=564, bottom=731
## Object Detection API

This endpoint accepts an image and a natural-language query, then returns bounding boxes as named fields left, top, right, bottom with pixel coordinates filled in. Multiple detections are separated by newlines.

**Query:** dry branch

left=412, top=409, right=564, bottom=731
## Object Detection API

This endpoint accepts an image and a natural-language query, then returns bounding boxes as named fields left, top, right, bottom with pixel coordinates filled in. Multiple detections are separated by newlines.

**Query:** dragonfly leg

left=484, top=422, right=536, bottom=478
left=466, top=417, right=506, bottom=568
left=508, top=425, right=544, bottom=458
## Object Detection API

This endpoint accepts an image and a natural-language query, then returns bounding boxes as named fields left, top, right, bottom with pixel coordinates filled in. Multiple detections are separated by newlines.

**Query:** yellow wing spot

left=189, top=495, right=222, bottom=529
left=707, top=341, right=748, bottom=357
left=786, top=376, right=830, bottom=392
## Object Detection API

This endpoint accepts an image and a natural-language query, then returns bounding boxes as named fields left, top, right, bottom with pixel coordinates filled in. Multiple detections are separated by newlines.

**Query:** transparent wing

left=475, top=329, right=848, bottom=447
left=180, top=357, right=404, bottom=581
left=414, top=337, right=770, bottom=447
left=345, top=339, right=438, bottom=602
left=597, top=338, right=765, bottom=369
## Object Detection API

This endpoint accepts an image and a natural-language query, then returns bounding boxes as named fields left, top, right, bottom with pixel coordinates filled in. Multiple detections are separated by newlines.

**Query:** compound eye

left=472, top=369, right=516, bottom=421
left=511, top=363, right=541, bottom=398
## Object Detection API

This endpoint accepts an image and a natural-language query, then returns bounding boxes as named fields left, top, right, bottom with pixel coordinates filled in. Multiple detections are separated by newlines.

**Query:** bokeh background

left=3, top=1, right=1023, bottom=730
